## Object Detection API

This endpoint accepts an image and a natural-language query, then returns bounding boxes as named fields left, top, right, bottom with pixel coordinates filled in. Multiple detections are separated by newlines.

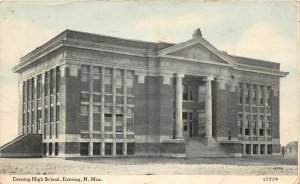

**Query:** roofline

left=229, top=54, right=280, bottom=65
left=65, top=29, right=160, bottom=45
left=13, top=29, right=288, bottom=78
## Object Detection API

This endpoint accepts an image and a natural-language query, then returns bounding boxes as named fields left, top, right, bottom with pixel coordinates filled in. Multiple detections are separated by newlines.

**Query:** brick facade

left=10, top=29, right=288, bottom=158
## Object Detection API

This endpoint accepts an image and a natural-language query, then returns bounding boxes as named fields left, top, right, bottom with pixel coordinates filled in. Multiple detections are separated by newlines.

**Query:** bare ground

left=0, top=156, right=298, bottom=175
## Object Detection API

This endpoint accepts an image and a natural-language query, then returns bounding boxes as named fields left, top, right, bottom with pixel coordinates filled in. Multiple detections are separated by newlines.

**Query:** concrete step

left=186, top=140, right=230, bottom=158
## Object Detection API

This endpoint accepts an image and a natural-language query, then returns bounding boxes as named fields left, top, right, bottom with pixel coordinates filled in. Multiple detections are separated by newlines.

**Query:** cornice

left=233, top=67, right=288, bottom=77
left=13, top=32, right=288, bottom=79
left=13, top=40, right=64, bottom=73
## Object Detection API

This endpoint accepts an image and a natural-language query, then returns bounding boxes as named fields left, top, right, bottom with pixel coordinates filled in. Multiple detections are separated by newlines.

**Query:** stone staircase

left=186, top=139, right=230, bottom=158
left=0, top=133, right=43, bottom=158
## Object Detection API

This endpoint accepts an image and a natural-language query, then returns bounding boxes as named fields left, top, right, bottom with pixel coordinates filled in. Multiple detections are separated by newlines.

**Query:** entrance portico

left=174, top=73, right=215, bottom=145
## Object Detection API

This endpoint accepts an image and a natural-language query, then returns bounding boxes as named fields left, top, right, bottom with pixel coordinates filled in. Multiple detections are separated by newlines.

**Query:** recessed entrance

left=183, top=111, right=193, bottom=139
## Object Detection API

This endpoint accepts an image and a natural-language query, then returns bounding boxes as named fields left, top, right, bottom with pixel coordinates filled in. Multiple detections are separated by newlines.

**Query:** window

left=105, top=106, right=112, bottom=117
left=127, top=143, right=135, bottom=155
left=43, top=143, right=47, bottom=156
left=104, top=107, right=112, bottom=132
left=267, top=144, right=272, bottom=154
left=105, top=69, right=112, bottom=93
left=44, top=124, right=47, bottom=139
left=105, top=68, right=112, bottom=75
left=55, top=121, right=58, bottom=138
left=56, top=105, right=60, bottom=121
left=266, top=116, right=271, bottom=136
left=49, top=143, right=52, bottom=155
left=105, top=76, right=112, bottom=84
left=31, top=110, right=34, bottom=126
left=49, top=124, right=52, bottom=138
left=252, top=115, right=257, bottom=136
left=127, top=107, right=133, bottom=116
left=93, top=105, right=101, bottom=131
left=37, top=75, right=42, bottom=99
left=127, top=77, right=134, bottom=95
left=93, top=67, right=101, bottom=92
left=23, top=82, right=26, bottom=104
left=93, top=94, right=101, bottom=103
left=116, top=69, right=123, bottom=77
left=44, top=108, right=48, bottom=123
left=80, top=143, right=89, bottom=156
left=259, top=115, right=264, bottom=136
left=238, top=83, right=243, bottom=104
left=127, top=70, right=134, bottom=78
left=56, top=67, right=60, bottom=93
left=126, top=107, right=134, bottom=132
left=237, top=114, right=243, bottom=135
left=260, top=144, right=265, bottom=155
left=44, top=72, right=49, bottom=96
left=245, top=84, right=250, bottom=104
left=116, top=78, right=123, bottom=94
left=183, top=84, right=193, bottom=101
left=93, top=143, right=101, bottom=155
left=37, top=110, right=41, bottom=131
left=252, top=85, right=257, bottom=103
left=93, top=67, right=101, bottom=75
left=116, top=107, right=123, bottom=132
left=266, top=88, right=272, bottom=106
left=27, top=111, right=30, bottom=127
left=183, top=112, right=193, bottom=137
left=50, top=69, right=54, bottom=95
left=54, top=142, right=59, bottom=156
left=80, top=92, right=90, bottom=102
left=105, top=143, right=112, bottom=155
left=23, top=112, right=26, bottom=127
left=116, top=143, right=123, bottom=155
left=80, top=105, right=89, bottom=131
left=27, top=79, right=30, bottom=102
left=50, top=106, right=53, bottom=123
left=31, top=78, right=35, bottom=100
left=245, top=144, right=251, bottom=154
left=81, top=65, right=89, bottom=91
left=198, top=85, right=206, bottom=103
left=259, top=86, right=264, bottom=105
left=253, top=144, right=258, bottom=154
left=245, top=115, right=250, bottom=135
left=116, top=107, right=123, bottom=117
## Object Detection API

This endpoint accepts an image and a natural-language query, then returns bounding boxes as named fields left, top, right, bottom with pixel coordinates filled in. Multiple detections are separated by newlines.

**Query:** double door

left=183, top=111, right=193, bottom=139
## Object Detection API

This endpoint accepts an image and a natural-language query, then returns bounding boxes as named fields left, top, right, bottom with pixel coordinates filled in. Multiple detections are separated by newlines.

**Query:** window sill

left=183, top=100, right=194, bottom=103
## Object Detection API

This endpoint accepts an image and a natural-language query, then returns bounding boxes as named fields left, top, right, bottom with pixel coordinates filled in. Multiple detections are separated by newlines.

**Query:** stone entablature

left=14, top=30, right=288, bottom=79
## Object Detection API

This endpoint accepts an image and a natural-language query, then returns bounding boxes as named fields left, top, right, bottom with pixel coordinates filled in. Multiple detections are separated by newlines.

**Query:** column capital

left=204, top=75, right=214, bottom=81
left=175, top=73, right=184, bottom=78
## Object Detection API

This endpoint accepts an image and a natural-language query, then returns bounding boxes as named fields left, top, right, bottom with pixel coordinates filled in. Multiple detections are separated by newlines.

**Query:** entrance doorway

left=183, top=111, right=193, bottom=139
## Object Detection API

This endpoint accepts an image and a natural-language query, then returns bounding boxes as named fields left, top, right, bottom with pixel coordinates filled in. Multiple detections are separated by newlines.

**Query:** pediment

left=167, top=44, right=228, bottom=64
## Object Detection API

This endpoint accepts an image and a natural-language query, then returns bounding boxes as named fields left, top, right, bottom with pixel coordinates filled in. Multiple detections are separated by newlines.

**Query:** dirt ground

left=0, top=156, right=298, bottom=175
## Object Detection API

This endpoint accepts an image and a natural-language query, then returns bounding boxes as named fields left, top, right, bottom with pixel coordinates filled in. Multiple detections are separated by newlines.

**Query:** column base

left=203, top=137, right=215, bottom=146
left=175, top=136, right=185, bottom=140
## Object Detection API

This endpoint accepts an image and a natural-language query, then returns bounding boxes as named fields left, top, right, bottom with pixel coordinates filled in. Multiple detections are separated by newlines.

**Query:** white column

left=89, top=66, right=93, bottom=156
left=175, top=73, right=184, bottom=139
left=123, top=69, right=127, bottom=155
left=112, top=68, right=116, bottom=156
left=100, top=67, right=106, bottom=155
left=205, top=76, right=214, bottom=139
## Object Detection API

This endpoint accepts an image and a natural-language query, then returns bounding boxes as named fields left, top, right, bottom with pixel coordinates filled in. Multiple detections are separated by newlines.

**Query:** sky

left=0, top=1, right=298, bottom=145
